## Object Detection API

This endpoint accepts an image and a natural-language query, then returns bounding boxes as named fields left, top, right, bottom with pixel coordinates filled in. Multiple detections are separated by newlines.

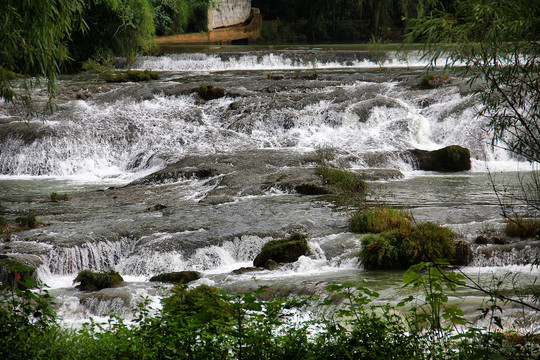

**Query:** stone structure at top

left=208, top=0, right=252, bottom=30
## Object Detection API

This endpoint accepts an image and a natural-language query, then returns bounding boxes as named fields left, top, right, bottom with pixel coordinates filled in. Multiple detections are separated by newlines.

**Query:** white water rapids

left=0, top=48, right=538, bottom=329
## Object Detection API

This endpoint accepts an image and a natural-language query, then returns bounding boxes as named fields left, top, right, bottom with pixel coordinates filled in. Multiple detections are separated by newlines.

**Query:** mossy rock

left=149, top=271, right=201, bottom=284
left=253, top=233, right=309, bottom=267
left=360, top=222, right=470, bottom=270
left=409, top=145, right=471, bottom=172
left=197, top=84, right=225, bottom=101
left=74, top=269, right=124, bottom=291
left=105, top=69, right=159, bottom=83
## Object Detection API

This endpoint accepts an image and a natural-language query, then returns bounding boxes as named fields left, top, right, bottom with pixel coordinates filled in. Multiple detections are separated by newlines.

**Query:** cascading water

left=0, top=47, right=537, bottom=327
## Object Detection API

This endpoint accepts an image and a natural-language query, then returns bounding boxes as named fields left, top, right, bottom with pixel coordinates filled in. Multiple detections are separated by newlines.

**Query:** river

left=0, top=46, right=538, bottom=330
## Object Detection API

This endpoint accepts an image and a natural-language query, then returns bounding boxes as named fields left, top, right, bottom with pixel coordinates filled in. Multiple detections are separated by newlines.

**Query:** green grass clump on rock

left=73, top=269, right=124, bottom=291
left=197, top=84, right=225, bottom=101
left=360, top=222, right=469, bottom=270
left=505, top=215, right=540, bottom=238
left=253, top=233, right=309, bottom=267
left=15, top=214, right=40, bottom=229
left=350, top=206, right=412, bottom=234
left=105, top=69, right=159, bottom=83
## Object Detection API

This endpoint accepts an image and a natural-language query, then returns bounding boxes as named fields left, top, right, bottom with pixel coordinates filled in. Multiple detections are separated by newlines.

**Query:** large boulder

left=408, top=145, right=471, bottom=172
left=149, top=271, right=201, bottom=284
left=253, top=233, right=309, bottom=267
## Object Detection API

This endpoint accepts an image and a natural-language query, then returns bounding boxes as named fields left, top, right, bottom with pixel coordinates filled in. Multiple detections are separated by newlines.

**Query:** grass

left=316, top=166, right=367, bottom=203
left=349, top=206, right=412, bottom=234
left=505, top=215, right=540, bottom=238
left=50, top=192, right=69, bottom=202
left=14, top=214, right=40, bottom=229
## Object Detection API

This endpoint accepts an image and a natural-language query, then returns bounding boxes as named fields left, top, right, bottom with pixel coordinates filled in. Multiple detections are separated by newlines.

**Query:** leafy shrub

left=505, top=215, right=540, bottom=238
left=14, top=214, right=40, bottom=229
left=69, top=0, right=156, bottom=66
left=197, top=84, right=225, bottom=100
left=73, top=269, right=123, bottom=291
left=151, top=0, right=190, bottom=36
left=349, top=206, right=412, bottom=234
left=360, top=222, right=464, bottom=270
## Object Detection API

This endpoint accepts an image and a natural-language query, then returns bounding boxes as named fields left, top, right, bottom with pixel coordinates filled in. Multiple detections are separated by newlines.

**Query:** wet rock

left=360, top=169, right=404, bottom=181
left=149, top=271, right=201, bottom=284
left=80, top=289, right=132, bottom=316
left=253, top=233, right=309, bottom=267
left=263, top=259, right=280, bottom=270
left=146, top=203, right=166, bottom=211
left=407, top=145, right=471, bottom=172
left=197, top=84, right=225, bottom=101
left=231, top=267, right=263, bottom=275
left=74, top=269, right=124, bottom=291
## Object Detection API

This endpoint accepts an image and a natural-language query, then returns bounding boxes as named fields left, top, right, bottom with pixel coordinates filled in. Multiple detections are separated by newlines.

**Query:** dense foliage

left=1, top=260, right=539, bottom=360
left=0, top=0, right=86, bottom=109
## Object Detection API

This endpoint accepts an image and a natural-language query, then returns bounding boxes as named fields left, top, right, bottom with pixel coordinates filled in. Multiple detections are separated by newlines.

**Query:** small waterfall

left=471, top=242, right=540, bottom=267
left=43, top=237, right=135, bottom=274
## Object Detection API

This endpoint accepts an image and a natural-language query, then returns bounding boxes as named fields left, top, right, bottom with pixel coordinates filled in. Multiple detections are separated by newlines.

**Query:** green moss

left=0, top=217, right=6, bottom=233
left=360, top=222, right=469, bottom=270
left=50, top=192, right=69, bottom=202
left=253, top=233, right=310, bottom=267
left=105, top=70, right=159, bottom=83
left=349, top=206, right=412, bottom=234
left=197, top=84, right=225, bottom=101
left=73, top=269, right=124, bottom=291
left=162, top=284, right=229, bottom=321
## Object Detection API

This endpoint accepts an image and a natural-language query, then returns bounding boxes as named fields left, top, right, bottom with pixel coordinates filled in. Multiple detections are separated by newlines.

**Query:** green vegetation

left=0, top=217, right=6, bottom=233
left=316, top=166, right=367, bottom=205
left=73, top=269, right=124, bottom=291
left=505, top=215, right=540, bottom=239
left=14, top=214, right=40, bottom=229
left=415, top=73, right=450, bottom=89
left=50, top=193, right=69, bottom=202
left=360, top=222, right=465, bottom=270
left=104, top=69, right=160, bottom=83
left=197, top=84, right=225, bottom=101
left=350, top=206, right=412, bottom=234
left=2, top=263, right=539, bottom=360
left=253, top=233, right=310, bottom=268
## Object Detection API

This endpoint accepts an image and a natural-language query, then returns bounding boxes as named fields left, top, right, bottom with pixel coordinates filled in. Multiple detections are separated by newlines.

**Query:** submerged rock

left=408, top=145, right=471, bottom=172
left=253, top=233, right=309, bottom=267
left=149, top=271, right=201, bottom=284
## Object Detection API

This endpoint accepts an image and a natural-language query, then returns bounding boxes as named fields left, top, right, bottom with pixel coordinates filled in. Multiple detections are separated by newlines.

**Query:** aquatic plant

left=316, top=167, right=367, bottom=196
left=50, top=192, right=69, bottom=202
left=349, top=206, right=412, bottom=234
left=73, top=269, right=123, bottom=291
left=359, top=222, right=466, bottom=270
left=505, top=215, right=540, bottom=238
left=14, top=214, right=40, bottom=229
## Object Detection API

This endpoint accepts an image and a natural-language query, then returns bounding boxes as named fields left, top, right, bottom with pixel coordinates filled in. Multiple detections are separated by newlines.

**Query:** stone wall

left=208, top=0, right=252, bottom=30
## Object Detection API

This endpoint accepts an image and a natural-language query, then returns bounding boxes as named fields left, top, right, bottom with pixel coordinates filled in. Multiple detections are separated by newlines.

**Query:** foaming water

left=134, top=51, right=430, bottom=72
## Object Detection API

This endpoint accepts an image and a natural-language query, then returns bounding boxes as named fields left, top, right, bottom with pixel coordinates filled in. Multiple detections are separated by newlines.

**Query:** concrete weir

left=155, top=1, right=262, bottom=45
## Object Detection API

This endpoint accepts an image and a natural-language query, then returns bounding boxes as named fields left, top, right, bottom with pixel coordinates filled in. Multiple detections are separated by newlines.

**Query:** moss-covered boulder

left=73, top=269, right=124, bottom=291
left=197, top=84, right=225, bottom=101
left=360, top=222, right=472, bottom=270
left=149, top=271, right=201, bottom=284
left=409, top=145, right=471, bottom=172
left=253, top=233, right=309, bottom=267
left=105, top=69, right=159, bottom=83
